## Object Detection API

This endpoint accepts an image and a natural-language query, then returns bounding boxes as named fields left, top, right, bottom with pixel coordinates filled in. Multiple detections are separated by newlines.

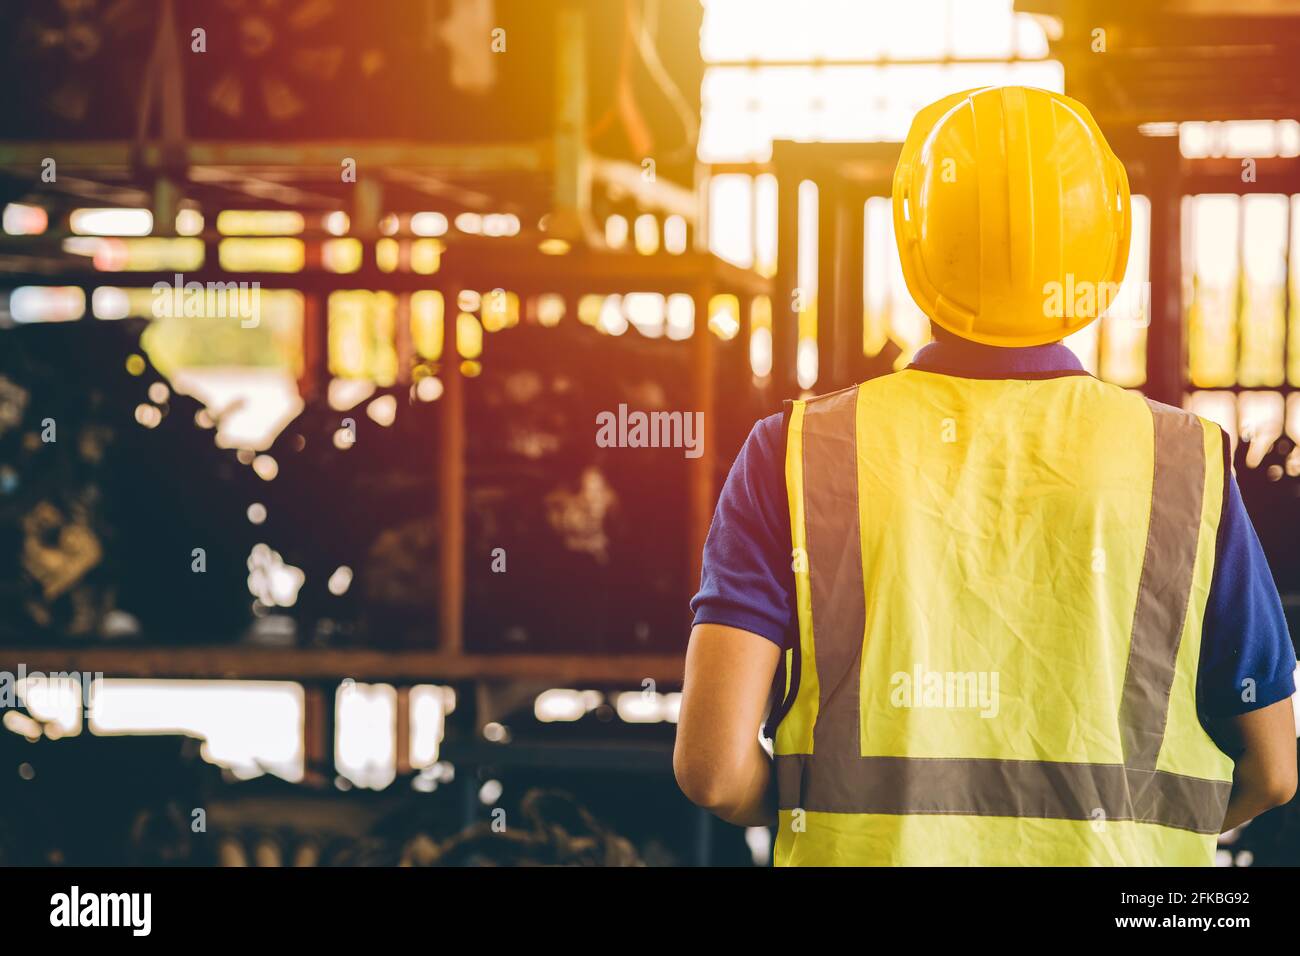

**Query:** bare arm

left=674, top=623, right=782, bottom=827
left=1217, top=697, right=1298, bottom=832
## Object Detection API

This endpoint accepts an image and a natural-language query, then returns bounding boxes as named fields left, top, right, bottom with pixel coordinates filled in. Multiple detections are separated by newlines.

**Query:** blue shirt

left=691, top=339, right=1297, bottom=725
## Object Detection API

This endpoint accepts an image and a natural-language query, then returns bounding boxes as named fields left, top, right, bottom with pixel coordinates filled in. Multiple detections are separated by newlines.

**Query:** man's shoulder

left=790, top=375, right=913, bottom=415
left=794, top=382, right=862, bottom=408
left=746, top=411, right=786, bottom=457
left=1144, top=395, right=1224, bottom=435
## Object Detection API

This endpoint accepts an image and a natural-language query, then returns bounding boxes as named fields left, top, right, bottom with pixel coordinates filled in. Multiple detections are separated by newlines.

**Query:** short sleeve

left=1198, top=471, right=1298, bottom=718
left=689, top=413, right=796, bottom=648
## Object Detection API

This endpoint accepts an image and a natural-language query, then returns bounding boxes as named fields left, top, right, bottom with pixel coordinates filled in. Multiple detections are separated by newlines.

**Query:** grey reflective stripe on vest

left=1119, top=400, right=1207, bottom=770
left=775, top=755, right=1231, bottom=834
left=800, top=387, right=866, bottom=756
left=779, top=389, right=1230, bottom=835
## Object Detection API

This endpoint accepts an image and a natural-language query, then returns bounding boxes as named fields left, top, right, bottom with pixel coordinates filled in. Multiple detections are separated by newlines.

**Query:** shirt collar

left=908, top=338, right=1086, bottom=380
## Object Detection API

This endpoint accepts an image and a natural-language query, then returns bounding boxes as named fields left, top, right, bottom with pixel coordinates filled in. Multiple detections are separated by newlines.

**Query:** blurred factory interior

left=1, top=0, right=1300, bottom=866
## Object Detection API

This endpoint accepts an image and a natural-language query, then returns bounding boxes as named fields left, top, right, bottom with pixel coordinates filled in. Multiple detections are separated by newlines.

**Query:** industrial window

left=700, top=0, right=1064, bottom=383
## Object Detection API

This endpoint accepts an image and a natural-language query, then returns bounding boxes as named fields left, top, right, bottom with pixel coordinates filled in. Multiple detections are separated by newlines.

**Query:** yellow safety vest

left=773, top=369, right=1235, bottom=866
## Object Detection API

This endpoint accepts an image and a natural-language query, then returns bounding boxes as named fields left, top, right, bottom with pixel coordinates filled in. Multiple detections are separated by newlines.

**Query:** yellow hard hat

left=892, top=86, right=1130, bottom=347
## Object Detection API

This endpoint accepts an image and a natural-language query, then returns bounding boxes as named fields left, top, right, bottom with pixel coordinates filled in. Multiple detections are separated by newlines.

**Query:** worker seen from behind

left=674, top=86, right=1298, bottom=865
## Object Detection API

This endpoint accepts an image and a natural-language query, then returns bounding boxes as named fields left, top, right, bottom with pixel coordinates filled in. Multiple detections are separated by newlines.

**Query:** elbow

left=1264, top=768, right=1298, bottom=809
left=673, top=747, right=741, bottom=813
left=1246, top=759, right=1299, bottom=813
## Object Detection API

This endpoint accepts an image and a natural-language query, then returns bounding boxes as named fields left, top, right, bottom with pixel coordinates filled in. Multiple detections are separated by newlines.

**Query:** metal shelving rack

left=0, top=3, right=770, bottom=807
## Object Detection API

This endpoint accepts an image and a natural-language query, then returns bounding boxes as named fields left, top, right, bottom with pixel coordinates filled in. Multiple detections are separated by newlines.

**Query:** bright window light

left=3, top=203, right=48, bottom=236
left=9, top=286, right=85, bottom=323
left=89, top=680, right=304, bottom=781
left=336, top=682, right=397, bottom=790
left=69, top=208, right=153, bottom=236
